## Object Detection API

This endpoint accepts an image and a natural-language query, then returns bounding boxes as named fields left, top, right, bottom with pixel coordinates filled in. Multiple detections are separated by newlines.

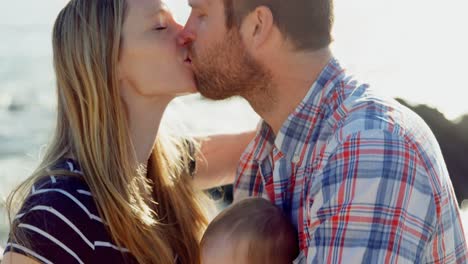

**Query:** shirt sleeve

left=4, top=187, right=95, bottom=264
left=305, top=130, right=438, bottom=263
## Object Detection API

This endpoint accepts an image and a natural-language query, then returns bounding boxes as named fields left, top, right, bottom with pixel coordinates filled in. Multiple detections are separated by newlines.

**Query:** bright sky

left=2, top=0, right=468, bottom=120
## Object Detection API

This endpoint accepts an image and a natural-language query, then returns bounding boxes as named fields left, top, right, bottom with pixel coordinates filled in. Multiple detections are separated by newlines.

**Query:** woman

left=2, top=0, right=253, bottom=263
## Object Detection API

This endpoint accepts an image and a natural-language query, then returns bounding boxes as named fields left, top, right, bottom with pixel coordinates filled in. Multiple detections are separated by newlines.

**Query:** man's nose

left=177, top=27, right=196, bottom=47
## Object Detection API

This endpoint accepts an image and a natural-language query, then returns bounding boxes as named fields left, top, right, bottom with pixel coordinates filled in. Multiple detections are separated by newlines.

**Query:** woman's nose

left=173, top=21, right=184, bottom=33
left=167, top=16, right=185, bottom=42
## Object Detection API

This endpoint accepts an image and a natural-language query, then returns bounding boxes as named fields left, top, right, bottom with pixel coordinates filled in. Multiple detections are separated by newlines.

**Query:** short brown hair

left=224, top=0, right=334, bottom=51
left=201, top=198, right=299, bottom=263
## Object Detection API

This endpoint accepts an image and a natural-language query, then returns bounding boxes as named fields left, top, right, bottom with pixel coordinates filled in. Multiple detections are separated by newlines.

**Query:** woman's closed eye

left=154, top=25, right=167, bottom=31
left=153, top=13, right=168, bottom=31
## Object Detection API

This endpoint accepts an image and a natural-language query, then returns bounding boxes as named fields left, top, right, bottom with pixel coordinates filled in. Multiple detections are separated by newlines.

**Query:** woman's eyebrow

left=147, top=4, right=170, bottom=18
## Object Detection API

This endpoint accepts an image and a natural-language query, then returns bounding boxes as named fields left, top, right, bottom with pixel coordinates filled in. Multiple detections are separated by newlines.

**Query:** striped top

left=235, top=58, right=468, bottom=263
left=3, top=159, right=137, bottom=264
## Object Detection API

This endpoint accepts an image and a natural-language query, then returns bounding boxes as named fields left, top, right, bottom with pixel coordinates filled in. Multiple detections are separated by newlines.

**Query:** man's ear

left=240, top=6, right=274, bottom=50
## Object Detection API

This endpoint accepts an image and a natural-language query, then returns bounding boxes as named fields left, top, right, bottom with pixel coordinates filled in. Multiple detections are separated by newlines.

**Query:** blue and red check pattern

left=234, top=58, right=468, bottom=263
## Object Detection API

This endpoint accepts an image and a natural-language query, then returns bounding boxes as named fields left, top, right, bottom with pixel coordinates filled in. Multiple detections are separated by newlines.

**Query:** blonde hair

left=6, top=0, right=209, bottom=263
left=201, top=198, right=299, bottom=264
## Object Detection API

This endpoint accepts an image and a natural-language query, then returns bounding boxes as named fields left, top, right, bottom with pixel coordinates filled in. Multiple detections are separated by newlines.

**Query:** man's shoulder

left=300, top=83, right=446, bottom=175
left=320, top=85, right=432, bottom=146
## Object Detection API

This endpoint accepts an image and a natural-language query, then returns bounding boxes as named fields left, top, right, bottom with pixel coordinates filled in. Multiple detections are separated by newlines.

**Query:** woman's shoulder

left=20, top=159, right=103, bottom=224
left=24, top=174, right=97, bottom=216
left=5, top=161, right=106, bottom=263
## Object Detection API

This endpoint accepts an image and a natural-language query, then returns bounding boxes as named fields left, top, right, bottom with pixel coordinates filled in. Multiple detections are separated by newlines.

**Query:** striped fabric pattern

left=3, top=159, right=136, bottom=264
left=234, top=58, right=468, bottom=263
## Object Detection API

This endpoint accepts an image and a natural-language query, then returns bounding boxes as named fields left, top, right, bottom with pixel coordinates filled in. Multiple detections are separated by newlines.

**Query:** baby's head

left=201, top=198, right=299, bottom=264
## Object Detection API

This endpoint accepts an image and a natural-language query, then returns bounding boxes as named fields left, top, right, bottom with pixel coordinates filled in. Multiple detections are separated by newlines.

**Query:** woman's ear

left=240, top=6, right=274, bottom=50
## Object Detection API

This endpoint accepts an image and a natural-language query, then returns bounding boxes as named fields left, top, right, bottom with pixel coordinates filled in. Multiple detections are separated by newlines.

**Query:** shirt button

left=293, top=155, right=300, bottom=163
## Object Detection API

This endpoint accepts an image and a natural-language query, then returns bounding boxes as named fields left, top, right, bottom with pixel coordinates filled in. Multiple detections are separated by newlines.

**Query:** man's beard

left=190, top=30, right=273, bottom=101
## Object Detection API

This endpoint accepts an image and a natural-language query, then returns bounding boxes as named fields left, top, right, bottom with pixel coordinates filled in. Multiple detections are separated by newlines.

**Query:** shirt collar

left=252, top=57, right=346, bottom=164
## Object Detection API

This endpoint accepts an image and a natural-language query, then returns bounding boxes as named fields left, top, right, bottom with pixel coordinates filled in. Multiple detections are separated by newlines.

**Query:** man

left=179, top=0, right=468, bottom=262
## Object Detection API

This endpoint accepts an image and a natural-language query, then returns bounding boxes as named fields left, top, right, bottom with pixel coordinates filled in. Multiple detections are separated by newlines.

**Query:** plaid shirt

left=234, top=58, right=468, bottom=263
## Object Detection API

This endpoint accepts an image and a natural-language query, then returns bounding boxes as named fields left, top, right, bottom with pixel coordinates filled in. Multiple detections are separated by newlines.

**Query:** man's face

left=180, top=0, right=272, bottom=100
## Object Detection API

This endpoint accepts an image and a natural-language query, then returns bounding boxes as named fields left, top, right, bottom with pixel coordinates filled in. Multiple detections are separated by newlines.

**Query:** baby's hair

left=201, top=197, right=299, bottom=264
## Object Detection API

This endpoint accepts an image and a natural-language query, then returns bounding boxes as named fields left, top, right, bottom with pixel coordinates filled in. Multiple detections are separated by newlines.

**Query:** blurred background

left=1, top=0, right=468, bottom=247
